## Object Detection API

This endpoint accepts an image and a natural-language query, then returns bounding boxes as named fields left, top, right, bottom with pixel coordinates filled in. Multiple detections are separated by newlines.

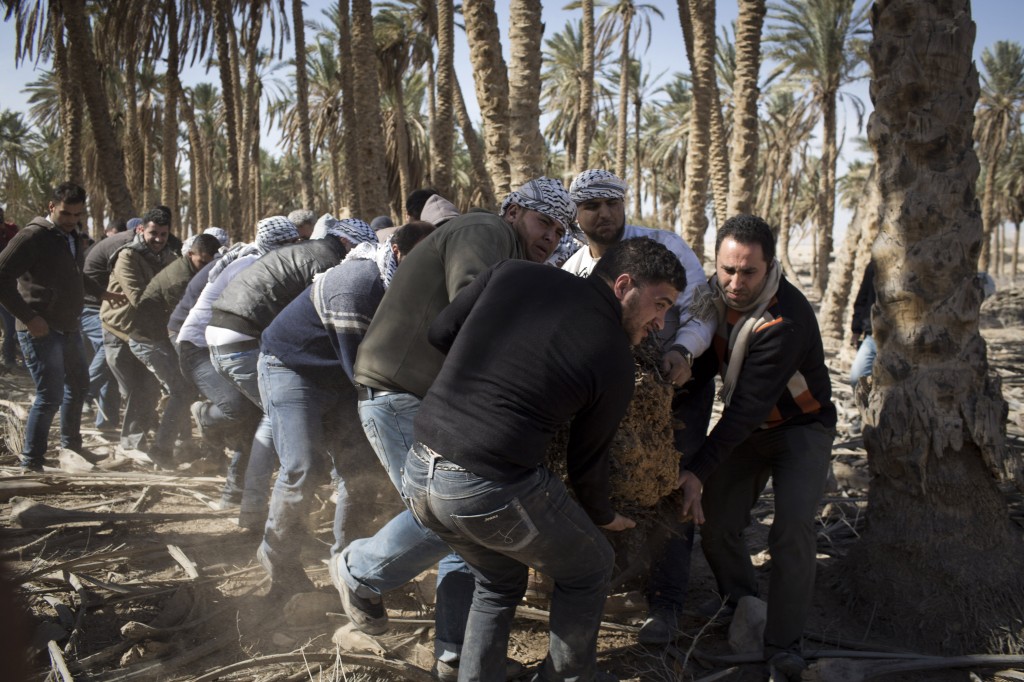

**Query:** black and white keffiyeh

left=322, top=217, right=377, bottom=246
left=569, top=169, right=628, bottom=204
left=499, top=176, right=576, bottom=230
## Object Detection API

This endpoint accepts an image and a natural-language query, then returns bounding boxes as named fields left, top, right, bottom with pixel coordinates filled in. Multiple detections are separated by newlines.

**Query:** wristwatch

left=677, top=346, right=694, bottom=367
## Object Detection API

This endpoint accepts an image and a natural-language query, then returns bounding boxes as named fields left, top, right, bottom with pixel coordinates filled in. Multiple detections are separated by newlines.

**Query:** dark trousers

left=18, top=329, right=88, bottom=464
left=80, top=307, right=120, bottom=429
left=700, top=422, right=833, bottom=654
left=103, top=331, right=159, bottom=450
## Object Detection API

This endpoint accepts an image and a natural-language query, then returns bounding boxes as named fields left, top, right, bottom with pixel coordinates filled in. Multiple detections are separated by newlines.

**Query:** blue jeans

left=179, top=340, right=260, bottom=500
left=18, top=329, right=89, bottom=465
left=849, top=334, right=877, bottom=388
left=130, top=338, right=195, bottom=454
left=257, top=353, right=349, bottom=579
left=701, top=422, right=834, bottom=654
left=103, top=331, right=159, bottom=450
left=1, top=305, right=18, bottom=365
left=404, top=443, right=615, bottom=682
left=339, top=392, right=472, bottom=662
left=80, top=306, right=119, bottom=429
left=209, top=343, right=277, bottom=521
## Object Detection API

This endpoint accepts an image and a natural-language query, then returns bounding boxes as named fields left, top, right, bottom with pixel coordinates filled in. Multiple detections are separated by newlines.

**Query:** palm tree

left=292, top=0, right=316, bottom=207
left=598, top=0, right=662, bottom=180
left=767, top=0, right=868, bottom=295
left=463, top=0, right=511, bottom=198
left=575, top=0, right=596, bottom=173
left=432, top=0, right=456, bottom=196
left=350, top=0, right=390, bottom=216
left=507, top=0, right=546, bottom=186
left=678, top=0, right=714, bottom=259
left=975, top=40, right=1024, bottom=273
left=212, top=0, right=243, bottom=237
left=728, top=0, right=766, bottom=216
left=851, top=0, right=1024, bottom=654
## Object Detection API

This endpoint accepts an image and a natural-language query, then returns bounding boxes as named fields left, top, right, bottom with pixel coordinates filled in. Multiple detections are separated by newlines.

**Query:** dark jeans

left=103, top=331, right=160, bottom=450
left=80, top=306, right=119, bottom=429
left=404, top=443, right=615, bottom=682
left=130, top=338, right=195, bottom=454
left=1, top=305, right=18, bottom=365
left=701, top=422, right=833, bottom=654
left=18, top=329, right=89, bottom=465
left=179, top=340, right=260, bottom=500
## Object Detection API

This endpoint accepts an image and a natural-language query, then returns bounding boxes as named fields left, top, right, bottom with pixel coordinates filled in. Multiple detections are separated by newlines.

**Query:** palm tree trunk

left=691, top=0, right=729, bottom=229
left=850, top=0, right=1024, bottom=653
left=679, top=0, right=711, bottom=259
left=463, top=0, right=511, bottom=198
left=50, top=2, right=83, bottom=184
left=615, top=10, right=632, bottom=178
left=1013, top=220, right=1020, bottom=278
left=180, top=89, right=209, bottom=233
left=574, top=0, right=595, bottom=174
left=161, top=0, right=180, bottom=229
left=393, top=78, right=412, bottom=212
left=61, top=0, right=135, bottom=220
left=431, top=0, right=456, bottom=197
left=815, top=90, right=839, bottom=296
left=727, top=0, right=765, bottom=216
left=454, top=70, right=497, bottom=209
left=213, top=0, right=243, bottom=241
left=350, top=0, right=391, bottom=216
left=508, top=0, right=545, bottom=187
left=979, top=158, right=998, bottom=272
left=239, top=2, right=261, bottom=233
left=292, top=0, right=316, bottom=207
left=123, top=61, right=144, bottom=207
left=337, top=0, right=361, bottom=217
left=633, top=93, right=642, bottom=218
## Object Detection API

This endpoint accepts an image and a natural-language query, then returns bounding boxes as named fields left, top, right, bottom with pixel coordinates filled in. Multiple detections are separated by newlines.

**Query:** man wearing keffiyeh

left=331, top=177, right=573, bottom=682
left=562, top=168, right=716, bottom=645
left=680, top=214, right=836, bottom=680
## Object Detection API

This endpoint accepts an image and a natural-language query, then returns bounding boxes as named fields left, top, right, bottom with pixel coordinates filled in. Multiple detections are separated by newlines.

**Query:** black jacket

left=209, top=238, right=347, bottom=337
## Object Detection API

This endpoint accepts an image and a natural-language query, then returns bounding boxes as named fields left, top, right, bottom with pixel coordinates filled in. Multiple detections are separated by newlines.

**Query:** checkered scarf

left=322, top=217, right=377, bottom=246
left=499, top=176, right=576, bottom=230
left=569, top=169, right=628, bottom=204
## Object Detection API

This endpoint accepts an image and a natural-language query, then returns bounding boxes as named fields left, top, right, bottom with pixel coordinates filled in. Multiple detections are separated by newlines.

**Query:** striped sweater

left=687, top=276, right=836, bottom=482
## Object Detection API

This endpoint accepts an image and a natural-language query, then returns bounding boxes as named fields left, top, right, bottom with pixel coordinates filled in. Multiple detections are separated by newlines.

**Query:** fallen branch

left=47, top=640, right=74, bottom=682
left=9, top=497, right=234, bottom=529
left=189, top=651, right=437, bottom=682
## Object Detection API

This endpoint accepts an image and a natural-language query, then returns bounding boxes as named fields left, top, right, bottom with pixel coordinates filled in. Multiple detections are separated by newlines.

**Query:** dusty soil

left=1, top=287, right=1022, bottom=682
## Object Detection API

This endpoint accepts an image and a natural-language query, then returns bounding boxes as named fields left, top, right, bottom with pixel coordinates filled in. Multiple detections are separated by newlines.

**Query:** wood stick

left=189, top=651, right=437, bottom=682
left=47, top=640, right=75, bottom=682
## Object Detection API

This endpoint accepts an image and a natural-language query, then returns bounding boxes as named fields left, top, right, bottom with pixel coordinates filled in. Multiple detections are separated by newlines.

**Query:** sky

left=0, top=0, right=1021, bottom=225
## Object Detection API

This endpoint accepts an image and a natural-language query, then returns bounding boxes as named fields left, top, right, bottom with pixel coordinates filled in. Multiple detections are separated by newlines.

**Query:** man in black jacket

left=0, top=183, right=122, bottom=471
left=397, top=239, right=686, bottom=681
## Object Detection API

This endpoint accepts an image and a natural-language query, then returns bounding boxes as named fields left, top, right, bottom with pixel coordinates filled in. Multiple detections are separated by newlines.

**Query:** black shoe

left=256, top=544, right=315, bottom=602
left=19, top=461, right=44, bottom=473
left=328, top=553, right=388, bottom=635
left=768, top=651, right=807, bottom=682
left=147, top=447, right=177, bottom=470
left=638, top=609, right=681, bottom=645
left=697, top=595, right=736, bottom=620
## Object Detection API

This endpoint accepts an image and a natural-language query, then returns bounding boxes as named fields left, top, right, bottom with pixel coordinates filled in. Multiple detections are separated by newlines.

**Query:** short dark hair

left=189, top=233, right=222, bottom=257
left=142, top=207, right=171, bottom=227
left=52, top=182, right=87, bottom=205
left=715, top=214, right=775, bottom=263
left=405, top=188, right=438, bottom=220
left=591, top=237, right=687, bottom=293
left=107, top=219, right=128, bottom=233
left=393, top=220, right=436, bottom=256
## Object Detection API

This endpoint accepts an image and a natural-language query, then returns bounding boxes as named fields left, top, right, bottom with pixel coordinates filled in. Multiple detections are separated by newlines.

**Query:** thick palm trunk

left=1013, top=220, right=1020, bottom=277
left=633, top=95, right=642, bottom=218
left=181, top=90, right=209, bottom=232
left=239, top=2, right=261, bottom=233
left=679, top=0, right=711, bottom=259
left=574, top=0, right=595, bottom=174
left=849, top=0, right=1024, bottom=654
left=615, top=10, right=632, bottom=179
left=508, top=0, right=545, bottom=187
left=161, top=0, right=180, bottom=228
left=393, top=80, right=412, bottom=212
left=350, top=0, right=390, bottom=217
left=62, top=0, right=135, bottom=220
left=696, top=0, right=729, bottom=228
left=463, top=0, right=511, bottom=198
left=213, top=0, right=243, bottom=240
left=979, top=157, right=998, bottom=272
left=815, top=92, right=838, bottom=296
left=727, top=0, right=765, bottom=216
left=292, top=0, right=316, bottom=207
left=431, top=0, right=456, bottom=197
left=454, top=71, right=497, bottom=209
left=50, top=3, right=83, bottom=185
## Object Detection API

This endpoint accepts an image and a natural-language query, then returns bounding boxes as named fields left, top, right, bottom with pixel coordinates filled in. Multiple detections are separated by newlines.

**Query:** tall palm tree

left=292, top=0, right=315, bottom=207
left=767, top=0, right=868, bottom=295
left=351, top=0, right=390, bottom=216
left=975, top=40, right=1024, bottom=273
left=574, top=0, right=596, bottom=173
left=728, top=0, right=766, bottom=216
left=463, top=0, right=511, bottom=198
left=453, top=69, right=497, bottom=209
left=678, top=0, right=713, bottom=258
left=213, top=0, right=243, bottom=237
left=598, top=0, right=662, bottom=179
left=508, top=0, right=546, bottom=186
left=432, top=0, right=456, bottom=197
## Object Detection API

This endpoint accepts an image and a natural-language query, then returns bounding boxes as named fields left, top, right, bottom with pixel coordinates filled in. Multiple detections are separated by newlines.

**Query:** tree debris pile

left=981, top=287, right=1024, bottom=329
left=546, top=342, right=679, bottom=510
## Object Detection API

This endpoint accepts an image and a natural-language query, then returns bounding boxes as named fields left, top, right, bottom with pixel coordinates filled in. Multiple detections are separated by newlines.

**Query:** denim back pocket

left=450, top=497, right=538, bottom=553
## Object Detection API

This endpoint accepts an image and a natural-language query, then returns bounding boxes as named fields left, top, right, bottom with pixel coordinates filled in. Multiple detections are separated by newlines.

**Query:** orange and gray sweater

left=687, top=276, right=836, bottom=482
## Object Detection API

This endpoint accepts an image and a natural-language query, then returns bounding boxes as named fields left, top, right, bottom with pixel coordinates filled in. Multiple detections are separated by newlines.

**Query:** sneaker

left=190, top=401, right=207, bottom=440
left=19, top=460, right=44, bottom=474
left=146, top=446, right=177, bottom=471
left=768, top=651, right=807, bottom=681
left=327, top=553, right=388, bottom=635
left=256, top=544, right=315, bottom=602
left=433, top=658, right=526, bottom=681
left=638, top=610, right=680, bottom=645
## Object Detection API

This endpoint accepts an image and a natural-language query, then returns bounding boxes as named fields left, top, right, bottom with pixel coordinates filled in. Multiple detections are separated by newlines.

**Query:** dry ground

left=1, top=282, right=1022, bottom=682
